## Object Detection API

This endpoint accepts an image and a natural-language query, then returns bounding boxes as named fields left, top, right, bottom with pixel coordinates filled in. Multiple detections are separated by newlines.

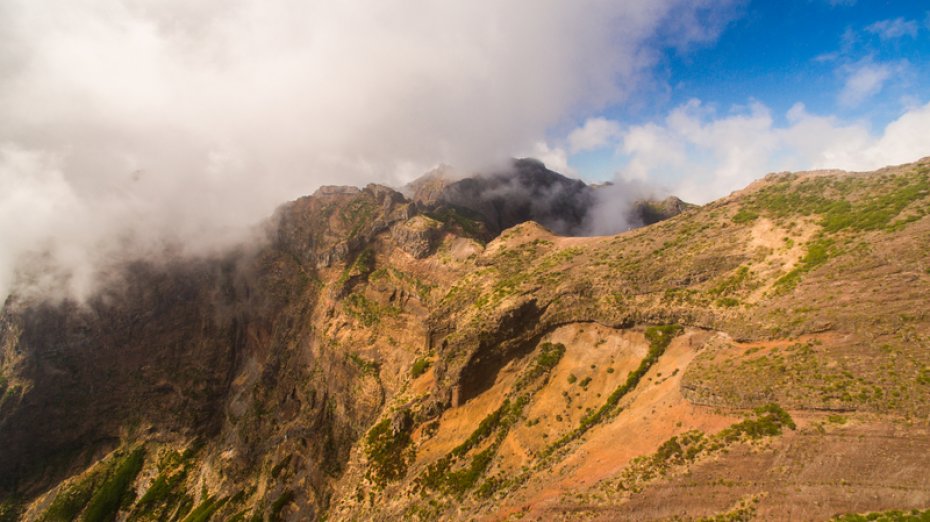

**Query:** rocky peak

left=407, top=158, right=692, bottom=237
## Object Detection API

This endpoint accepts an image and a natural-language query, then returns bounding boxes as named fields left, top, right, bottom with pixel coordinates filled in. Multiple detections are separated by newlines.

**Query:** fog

left=0, top=0, right=734, bottom=302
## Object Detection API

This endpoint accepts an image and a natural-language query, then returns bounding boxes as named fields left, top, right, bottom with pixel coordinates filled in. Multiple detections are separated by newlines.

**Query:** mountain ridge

left=1, top=157, right=930, bottom=521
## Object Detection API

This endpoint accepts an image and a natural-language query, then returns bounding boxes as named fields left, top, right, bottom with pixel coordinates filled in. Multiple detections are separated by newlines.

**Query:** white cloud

left=840, top=101, right=930, bottom=170
left=838, top=60, right=898, bottom=107
left=526, top=142, right=574, bottom=176
left=614, top=99, right=930, bottom=203
left=568, top=117, right=622, bottom=153
left=866, top=17, right=919, bottom=40
left=0, top=0, right=739, bottom=302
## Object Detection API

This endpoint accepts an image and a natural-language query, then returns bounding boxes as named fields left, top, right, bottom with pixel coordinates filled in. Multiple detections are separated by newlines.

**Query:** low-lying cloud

left=0, top=0, right=737, bottom=302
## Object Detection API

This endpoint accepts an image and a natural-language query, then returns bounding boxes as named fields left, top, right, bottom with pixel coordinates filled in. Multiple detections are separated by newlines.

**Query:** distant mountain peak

left=406, top=157, right=688, bottom=237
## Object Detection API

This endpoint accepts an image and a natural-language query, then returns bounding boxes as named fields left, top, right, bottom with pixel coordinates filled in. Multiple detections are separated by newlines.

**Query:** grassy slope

left=336, top=159, right=930, bottom=520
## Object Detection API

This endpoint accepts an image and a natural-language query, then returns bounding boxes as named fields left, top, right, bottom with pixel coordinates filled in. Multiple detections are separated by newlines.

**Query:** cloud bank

left=0, top=0, right=737, bottom=302
left=608, top=99, right=930, bottom=203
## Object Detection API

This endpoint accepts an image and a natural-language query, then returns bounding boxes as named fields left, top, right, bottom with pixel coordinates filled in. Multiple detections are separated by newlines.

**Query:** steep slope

left=1, top=158, right=930, bottom=521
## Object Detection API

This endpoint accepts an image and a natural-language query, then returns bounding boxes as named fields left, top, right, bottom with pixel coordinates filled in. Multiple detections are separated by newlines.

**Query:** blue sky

left=660, top=0, right=928, bottom=124
left=562, top=0, right=930, bottom=196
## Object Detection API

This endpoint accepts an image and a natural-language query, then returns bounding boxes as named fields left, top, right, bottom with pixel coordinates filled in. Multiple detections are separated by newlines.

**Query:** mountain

left=406, top=158, right=690, bottom=237
left=1, top=158, right=930, bottom=521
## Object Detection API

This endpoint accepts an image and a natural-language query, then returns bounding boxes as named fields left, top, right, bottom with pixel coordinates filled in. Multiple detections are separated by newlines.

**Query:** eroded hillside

left=1, top=159, right=929, bottom=521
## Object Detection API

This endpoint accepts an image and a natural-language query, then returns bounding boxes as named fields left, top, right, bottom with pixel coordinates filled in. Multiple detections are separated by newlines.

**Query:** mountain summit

left=407, top=158, right=689, bottom=237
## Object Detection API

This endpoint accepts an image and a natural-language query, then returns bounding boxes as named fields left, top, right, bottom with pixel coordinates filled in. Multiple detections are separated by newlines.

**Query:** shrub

left=515, top=343, right=565, bottom=390
left=719, top=403, right=796, bottom=442
left=365, top=413, right=413, bottom=485
left=410, top=357, right=431, bottom=378
left=442, top=450, right=494, bottom=495
left=917, top=367, right=930, bottom=386
left=732, top=208, right=759, bottom=224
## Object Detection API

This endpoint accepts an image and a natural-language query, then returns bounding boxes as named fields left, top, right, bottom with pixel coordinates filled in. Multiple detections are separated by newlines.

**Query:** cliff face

left=2, top=159, right=930, bottom=521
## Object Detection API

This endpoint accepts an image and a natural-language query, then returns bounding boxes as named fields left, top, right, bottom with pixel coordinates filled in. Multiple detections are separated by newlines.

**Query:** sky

left=0, top=0, right=928, bottom=302
left=556, top=0, right=930, bottom=199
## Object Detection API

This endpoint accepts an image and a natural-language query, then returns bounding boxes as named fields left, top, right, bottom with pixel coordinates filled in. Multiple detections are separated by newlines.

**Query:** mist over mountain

left=407, top=158, right=688, bottom=237
left=0, top=0, right=737, bottom=305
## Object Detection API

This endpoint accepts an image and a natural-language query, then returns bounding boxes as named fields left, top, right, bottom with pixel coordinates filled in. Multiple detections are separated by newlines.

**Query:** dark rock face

left=0, top=259, right=252, bottom=494
left=0, top=184, right=416, bottom=508
left=408, top=158, right=690, bottom=237
left=631, top=196, right=694, bottom=226
left=429, top=158, right=594, bottom=236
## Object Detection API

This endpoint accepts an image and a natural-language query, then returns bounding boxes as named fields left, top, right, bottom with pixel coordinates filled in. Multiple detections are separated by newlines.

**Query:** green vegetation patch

left=917, top=367, right=930, bottom=386
left=421, top=396, right=529, bottom=496
left=41, top=446, right=148, bottom=522
left=180, top=495, right=227, bottom=522
left=709, top=266, right=752, bottom=297
left=337, top=247, right=376, bottom=288
left=471, top=238, right=557, bottom=310
left=365, top=411, right=414, bottom=486
left=410, top=357, right=431, bottom=378
left=340, top=197, right=377, bottom=239
left=743, top=172, right=930, bottom=233
left=615, top=404, right=794, bottom=493
left=774, top=237, right=835, bottom=291
left=833, top=508, right=930, bottom=521
left=426, top=207, right=485, bottom=238
left=128, top=448, right=196, bottom=521
left=388, top=268, right=435, bottom=300
left=80, top=447, right=145, bottom=522
left=348, top=352, right=381, bottom=376
left=419, top=340, right=564, bottom=497
left=732, top=208, right=759, bottom=224
left=41, top=474, right=100, bottom=521
left=718, top=403, right=796, bottom=442
left=343, top=292, right=399, bottom=327
left=514, top=342, right=565, bottom=391
left=0, top=501, right=19, bottom=522
left=684, top=339, right=930, bottom=415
